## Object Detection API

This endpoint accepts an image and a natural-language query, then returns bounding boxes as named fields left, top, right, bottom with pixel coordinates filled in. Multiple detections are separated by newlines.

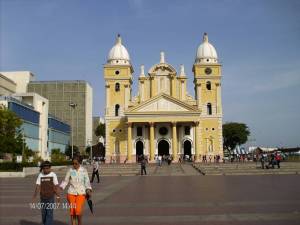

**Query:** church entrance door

left=158, top=139, right=170, bottom=156
left=136, top=141, right=144, bottom=162
left=183, top=140, right=192, bottom=159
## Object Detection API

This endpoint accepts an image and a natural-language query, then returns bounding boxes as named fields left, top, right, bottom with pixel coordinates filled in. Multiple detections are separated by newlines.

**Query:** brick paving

left=0, top=165, right=299, bottom=225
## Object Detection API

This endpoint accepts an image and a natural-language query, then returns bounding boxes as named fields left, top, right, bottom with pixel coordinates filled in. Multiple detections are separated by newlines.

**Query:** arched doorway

left=158, top=139, right=170, bottom=156
left=183, top=140, right=192, bottom=159
left=136, top=140, right=144, bottom=162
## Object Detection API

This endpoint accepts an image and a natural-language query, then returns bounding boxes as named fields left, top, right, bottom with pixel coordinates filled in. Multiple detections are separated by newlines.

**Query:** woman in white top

left=60, top=155, right=92, bottom=225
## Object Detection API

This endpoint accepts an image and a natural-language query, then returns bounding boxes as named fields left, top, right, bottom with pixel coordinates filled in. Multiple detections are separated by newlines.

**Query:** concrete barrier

left=0, top=166, right=67, bottom=178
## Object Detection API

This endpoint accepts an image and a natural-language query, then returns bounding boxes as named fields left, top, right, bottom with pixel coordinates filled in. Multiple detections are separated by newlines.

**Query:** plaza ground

left=0, top=164, right=299, bottom=225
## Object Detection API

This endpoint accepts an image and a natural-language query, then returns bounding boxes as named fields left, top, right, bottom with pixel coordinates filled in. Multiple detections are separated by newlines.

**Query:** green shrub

left=0, top=162, right=37, bottom=171
left=0, top=161, right=71, bottom=171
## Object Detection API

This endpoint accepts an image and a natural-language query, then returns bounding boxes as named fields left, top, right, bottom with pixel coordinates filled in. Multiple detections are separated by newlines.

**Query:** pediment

left=127, top=93, right=199, bottom=113
left=148, top=63, right=177, bottom=75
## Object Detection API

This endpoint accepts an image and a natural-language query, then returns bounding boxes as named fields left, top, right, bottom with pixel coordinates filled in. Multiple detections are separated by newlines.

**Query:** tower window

left=184, top=126, right=190, bottom=135
left=206, top=81, right=211, bottom=90
left=137, top=127, right=143, bottom=136
left=115, top=70, right=120, bottom=75
left=207, top=103, right=212, bottom=115
left=115, top=104, right=120, bottom=116
left=115, top=83, right=120, bottom=92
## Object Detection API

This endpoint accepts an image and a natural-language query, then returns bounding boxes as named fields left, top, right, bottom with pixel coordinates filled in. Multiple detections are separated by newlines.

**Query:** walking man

left=275, top=152, right=281, bottom=169
left=91, top=160, right=100, bottom=183
left=260, top=153, right=265, bottom=169
left=141, top=156, right=147, bottom=175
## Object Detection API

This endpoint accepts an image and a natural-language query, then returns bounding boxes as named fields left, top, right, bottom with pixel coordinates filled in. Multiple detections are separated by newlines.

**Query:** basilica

left=104, top=33, right=223, bottom=163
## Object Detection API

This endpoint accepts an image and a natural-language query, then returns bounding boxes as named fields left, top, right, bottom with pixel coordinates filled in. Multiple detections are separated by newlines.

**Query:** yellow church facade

left=104, top=33, right=223, bottom=163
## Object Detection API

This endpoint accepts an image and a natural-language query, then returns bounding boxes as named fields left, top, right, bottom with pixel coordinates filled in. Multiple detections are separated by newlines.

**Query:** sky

left=1, top=0, right=300, bottom=148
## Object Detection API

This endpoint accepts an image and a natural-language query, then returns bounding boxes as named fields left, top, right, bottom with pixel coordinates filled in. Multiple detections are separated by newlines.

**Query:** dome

left=195, top=33, right=218, bottom=64
left=107, top=34, right=131, bottom=65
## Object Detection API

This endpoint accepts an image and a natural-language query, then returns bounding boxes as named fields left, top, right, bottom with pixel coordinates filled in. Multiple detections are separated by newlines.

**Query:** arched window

left=115, top=104, right=120, bottom=116
left=206, top=81, right=211, bottom=90
left=207, top=103, right=212, bottom=115
left=115, top=83, right=120, bottom=92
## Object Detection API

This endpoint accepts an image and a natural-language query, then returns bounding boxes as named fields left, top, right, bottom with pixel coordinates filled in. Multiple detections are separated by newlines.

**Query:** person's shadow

left=20, top=220, right=68, bottom=225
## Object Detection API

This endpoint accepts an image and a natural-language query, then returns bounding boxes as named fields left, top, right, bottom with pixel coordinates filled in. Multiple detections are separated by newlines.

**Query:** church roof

left=126, top=93, right=201, bottom=115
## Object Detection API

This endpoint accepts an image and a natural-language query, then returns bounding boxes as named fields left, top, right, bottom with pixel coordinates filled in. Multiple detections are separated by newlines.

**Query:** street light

left=69, top=102, right=77, bottom=159
left=87, top=139, right=92, bottom=161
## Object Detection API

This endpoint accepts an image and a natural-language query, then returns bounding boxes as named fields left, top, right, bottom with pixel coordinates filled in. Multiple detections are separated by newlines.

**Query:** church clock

left=205, top=67, right=212, bottom=75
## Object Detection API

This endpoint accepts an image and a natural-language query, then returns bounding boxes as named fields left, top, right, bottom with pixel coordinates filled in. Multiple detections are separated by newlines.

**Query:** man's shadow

left=20, top=220, right=68, bottom=225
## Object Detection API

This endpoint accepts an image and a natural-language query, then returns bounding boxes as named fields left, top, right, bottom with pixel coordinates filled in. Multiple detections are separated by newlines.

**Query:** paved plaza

left=0, top=165, right=300, bottom=225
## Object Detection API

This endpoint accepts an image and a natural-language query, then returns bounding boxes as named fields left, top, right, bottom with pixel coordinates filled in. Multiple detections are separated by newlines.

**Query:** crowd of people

left=259, top=152, right=282, bottom=169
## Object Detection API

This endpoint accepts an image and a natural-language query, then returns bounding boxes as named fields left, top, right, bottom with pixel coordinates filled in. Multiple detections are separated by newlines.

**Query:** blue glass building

left=48, top=115, right=70, bottom=153
left=4, top=97, right=41, bottom=151
left=1, top=96, right=70, bottom=156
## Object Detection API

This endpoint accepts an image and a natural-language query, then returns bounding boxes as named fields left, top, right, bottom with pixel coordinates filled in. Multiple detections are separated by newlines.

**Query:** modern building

left=12, top=93, right=49, bottom=159
left=0, top=73, right=17, bottom=95
left=0, top=71, right=35, bottom=93
left=0, top=95, right=70, bottom=160
left=48, top=115, right=71, bottom=153
left=104, top=33, right=223, bottom=163
left=27, top=80, right=93, bottom=151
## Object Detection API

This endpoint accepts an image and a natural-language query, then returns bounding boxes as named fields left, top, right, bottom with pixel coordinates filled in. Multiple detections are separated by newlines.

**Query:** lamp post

left=21, top=128, right=25, bottom=162
left=69, top=102, right=77, bottom=158
left=87, top=139, right=92, bottom=161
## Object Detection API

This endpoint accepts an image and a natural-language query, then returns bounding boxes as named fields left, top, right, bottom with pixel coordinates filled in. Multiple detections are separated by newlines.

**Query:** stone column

left=181, top=80, right=186, bottom=100
left=171, top=75, right=176, bottom=97
left=196, top=83, right=202, bottom=109
left=105, top=83, right=110, bottom=115
left=172, top=122, right=178, bottom=161
left=124, top=84, right=130, bottom=110
left=150, top=75, right=156, bottom=97
left=216, top=83, right=222, bottom=115
left=194, top=121, right=200, bottom=161
left=127, top=122, right=132, bottom=162
left=139, top=81, right=144, bottom=102
left=149, top=122, right=155, bottom=161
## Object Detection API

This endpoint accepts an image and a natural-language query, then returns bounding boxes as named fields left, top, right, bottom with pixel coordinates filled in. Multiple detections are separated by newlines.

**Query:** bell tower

left=193, top=32, right=223, bottom=159
left=104, top=34, right=134, bottom=163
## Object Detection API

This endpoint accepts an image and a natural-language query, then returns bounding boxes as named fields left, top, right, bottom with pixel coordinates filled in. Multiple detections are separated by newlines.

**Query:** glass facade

left=8, top=102, right=39, bottom=124
left=1, top=97, right=71, bottom=154
left=5, top=98, right=41, bottom=152
left=48, top=117, right=70, bottom=133
left=48, top=116, right=70, bottom=153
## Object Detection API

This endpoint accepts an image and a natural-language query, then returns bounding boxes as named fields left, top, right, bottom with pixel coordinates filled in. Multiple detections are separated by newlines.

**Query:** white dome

left=195, top=33, right=218, bottom=64
left=107, top=34, right=131, bottom=65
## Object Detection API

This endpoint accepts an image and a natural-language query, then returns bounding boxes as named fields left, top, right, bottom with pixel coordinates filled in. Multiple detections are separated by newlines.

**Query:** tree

left=51, top=148, right=66, bottom=162
left=0, top=108, right=26, bottom=156
left=95, top=123, right=105, bottom=137
left=223, top=122, right=250, bottom=154
left=65, top=145, right=80, bottom=158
